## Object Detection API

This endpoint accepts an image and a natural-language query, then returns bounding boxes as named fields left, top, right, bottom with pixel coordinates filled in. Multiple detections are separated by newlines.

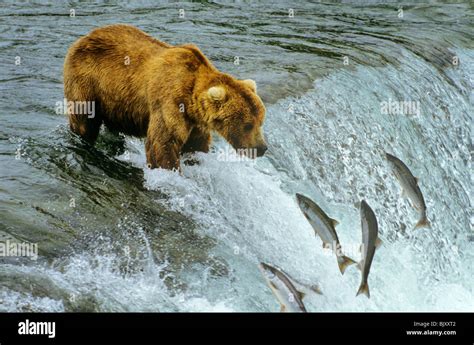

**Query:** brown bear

left=64, top=24, right=267, bottom=170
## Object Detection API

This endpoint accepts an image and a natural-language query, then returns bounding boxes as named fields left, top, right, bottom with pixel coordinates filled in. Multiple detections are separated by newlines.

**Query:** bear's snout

left=256, top=144, right=268, bottom=157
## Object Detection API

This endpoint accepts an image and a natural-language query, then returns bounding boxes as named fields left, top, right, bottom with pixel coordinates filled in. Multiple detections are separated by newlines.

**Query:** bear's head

left=200, top=76, right=268, bottom=157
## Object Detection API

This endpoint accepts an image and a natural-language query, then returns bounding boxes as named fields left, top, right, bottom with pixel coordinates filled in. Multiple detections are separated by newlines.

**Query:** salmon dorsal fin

left=375, top=238, right=383, bottom=249
left=311, top=285, right=323, bottom=295
left=330, top=218, right=339, bottom=227
left=296, top=289, right=305, bottom=300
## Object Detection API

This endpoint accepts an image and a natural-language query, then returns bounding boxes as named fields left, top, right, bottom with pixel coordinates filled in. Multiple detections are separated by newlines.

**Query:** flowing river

left=0, top=1, right=472, bottom=312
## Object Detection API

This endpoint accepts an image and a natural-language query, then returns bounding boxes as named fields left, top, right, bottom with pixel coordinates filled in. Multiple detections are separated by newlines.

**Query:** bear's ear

left=242, top=79, right=257, bottom=92
left=207, top=86, right=226, bottom=101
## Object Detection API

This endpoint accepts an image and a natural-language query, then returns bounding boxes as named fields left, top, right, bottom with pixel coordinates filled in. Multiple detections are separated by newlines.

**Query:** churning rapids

left=0, top=2, right=472, bottom=312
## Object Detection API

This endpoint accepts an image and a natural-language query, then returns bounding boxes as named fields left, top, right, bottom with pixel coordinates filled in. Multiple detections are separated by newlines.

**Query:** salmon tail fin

left=414, top=215, right=430, bottom=229
left=356, top=282, right=370, bottom=298
left=310, top=284, right=323, bottom=295
left=337, top=255, right=357, bottom=275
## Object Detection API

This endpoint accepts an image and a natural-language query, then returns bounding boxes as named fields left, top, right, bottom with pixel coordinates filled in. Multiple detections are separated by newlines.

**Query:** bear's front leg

left=145, top=133, right=182, bottom=170
left=181, top=127, right=211, bottom=154
left=145, top=110, right=191, bottom=170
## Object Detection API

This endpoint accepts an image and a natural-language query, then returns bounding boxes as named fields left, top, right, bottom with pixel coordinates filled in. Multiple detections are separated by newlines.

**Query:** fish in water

left=357, top=200, right=382, bottom=298
left=280, top=268, right=323, bottom=296
left=296, top=193, right=356, bottom=274
left=385, top=152, right=430, bottom=229
left=259, top=262, right=307, bottom=312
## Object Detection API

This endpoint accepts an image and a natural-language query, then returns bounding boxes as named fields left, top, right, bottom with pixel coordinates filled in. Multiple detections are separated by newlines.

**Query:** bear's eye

left=244, top=124, right=254, bottom=132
